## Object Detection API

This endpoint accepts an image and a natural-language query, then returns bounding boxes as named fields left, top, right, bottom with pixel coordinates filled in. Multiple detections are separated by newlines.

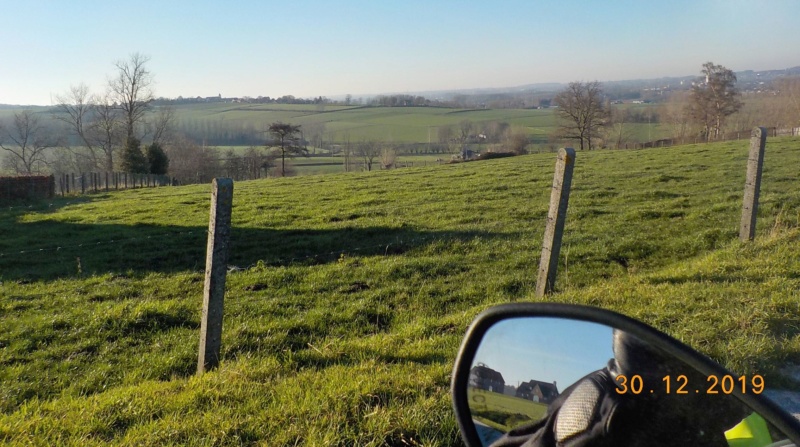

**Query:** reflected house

left=516, top=380, right=559, bottom=404
left=469, top=363, right=505, bottom=393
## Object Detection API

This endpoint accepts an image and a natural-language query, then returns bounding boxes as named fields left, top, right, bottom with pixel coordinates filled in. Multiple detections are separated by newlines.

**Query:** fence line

left=55, top=172, right=175, bottom=196
left=0, top=176, right=742, bottom=259
left=618, top=126, right=797, bottom=150
left=2, top=130, right=784, bottom=299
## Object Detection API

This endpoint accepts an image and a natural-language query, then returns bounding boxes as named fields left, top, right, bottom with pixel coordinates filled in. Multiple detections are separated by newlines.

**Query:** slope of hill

left=2, top=137, right=800, bottom=444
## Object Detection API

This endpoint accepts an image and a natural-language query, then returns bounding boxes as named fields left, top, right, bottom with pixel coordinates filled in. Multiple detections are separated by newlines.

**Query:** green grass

left=467, top=388, right=547, bottom=432
left=174, top=103, right=562, bottom=144
left=172, top=102, right=672, bottom=145
left=2, top=137, right=800, bottom=444
left=0, top=104, right=673, bottom=156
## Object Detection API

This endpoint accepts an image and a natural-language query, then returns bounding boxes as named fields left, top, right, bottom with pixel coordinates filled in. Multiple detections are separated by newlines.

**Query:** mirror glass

left=465, top=317, right=793, bottom=447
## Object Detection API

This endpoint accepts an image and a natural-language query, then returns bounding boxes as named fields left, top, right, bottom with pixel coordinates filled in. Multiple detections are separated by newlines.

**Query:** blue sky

left=472, top=317, right=614, bottom=389
left=2, top=0, right=799, bottom=105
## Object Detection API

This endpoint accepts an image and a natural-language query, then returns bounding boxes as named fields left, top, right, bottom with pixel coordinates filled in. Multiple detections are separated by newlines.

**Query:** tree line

left=550, top=62, right=800, bottom=150
left=0, top=54, right=329, bottom=182
left=3, top=58, right=798, bottom=182
left=0, top=53, right=173, bottom=177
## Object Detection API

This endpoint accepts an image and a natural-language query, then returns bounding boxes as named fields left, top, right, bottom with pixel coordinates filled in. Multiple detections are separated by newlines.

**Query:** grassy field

left=173, top=103, right=559, bottom=144
left=467, top=388, right=547, bottom=432
left=172, top=102, right=673, bottom=145
left=2, top=137, right=800, bottom=445
left=0, top=103, right=673, bottom=159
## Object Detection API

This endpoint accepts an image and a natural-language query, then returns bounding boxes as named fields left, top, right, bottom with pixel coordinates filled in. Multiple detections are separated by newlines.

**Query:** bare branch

left=553, top=81, right=609, bottom=150
left=0, top=110, right=57, bottom=175
left=109, top=52, right=154, bottom=141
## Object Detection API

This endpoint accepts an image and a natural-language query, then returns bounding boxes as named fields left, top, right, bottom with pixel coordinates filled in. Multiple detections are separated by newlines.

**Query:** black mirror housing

left=451, top=303, right=800, bottom=446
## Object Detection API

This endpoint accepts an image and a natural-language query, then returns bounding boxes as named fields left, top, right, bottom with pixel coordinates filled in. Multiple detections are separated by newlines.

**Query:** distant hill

left=376, top=66, right=800, bottom=102
left=2, top=66, right=798, bottom=109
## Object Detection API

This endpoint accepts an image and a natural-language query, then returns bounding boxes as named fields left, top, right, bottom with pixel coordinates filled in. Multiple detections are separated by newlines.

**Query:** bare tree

left=503, top=126, right=530, bottom=154
left=356, top=139, right=381, bottom=171
left=243, top=145, right=274, bottom=179
left=53, top=85, right=122, bottom=171
left=481, top=121, right=510, bottom=143
left=52, top=84, right=96, bottom=164
left=437, top=125, right=458, bottom=154
left=0, top=110, right=58, bottom=175
left=438, top=125, right=454, bottom=144
left=458, top=120, right=473, bottom=144
left=342, top=131, right=354, bottom=172
left=164, top=136, right=221, bottom=184
left=225, top=146, right=274, bottom=180
left=381, top=146, right=397, bottom=169
left=267, top=122, right=306, bottom=177
left=109, top=52, right=154, bottom=142
left=774, top=77, right=800, bottom=129
left=147, top=105, right=175, bottom=147
left=552, top=81, right=609, bottom=150
left=223, top=149, right=247, bottom=180
left=304, top=121, right=326, bottom=154
left=688, top=62, right=743, bottom=141
left=661, top=91, right=694, bottom=143
left=606, top=107, right=634, bottom=149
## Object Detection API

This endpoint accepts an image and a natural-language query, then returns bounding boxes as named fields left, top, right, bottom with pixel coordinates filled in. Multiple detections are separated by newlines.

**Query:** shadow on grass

left=645, top=272, right=768, bottom=286
left=0, top=219, right=503, bottom=281
left=0, top=194, right=97, bottom=214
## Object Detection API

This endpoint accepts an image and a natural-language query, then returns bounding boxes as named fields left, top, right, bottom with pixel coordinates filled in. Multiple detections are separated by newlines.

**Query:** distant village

left=470, top=363, right=560, bottom=404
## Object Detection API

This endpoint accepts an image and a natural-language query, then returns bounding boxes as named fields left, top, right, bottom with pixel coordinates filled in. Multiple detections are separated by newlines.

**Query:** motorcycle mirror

left=452, top=303, right=800, bottom=446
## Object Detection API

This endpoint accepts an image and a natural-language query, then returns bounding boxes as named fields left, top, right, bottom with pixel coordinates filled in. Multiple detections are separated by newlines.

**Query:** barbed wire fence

left=0, top=131, right=782, bottom=318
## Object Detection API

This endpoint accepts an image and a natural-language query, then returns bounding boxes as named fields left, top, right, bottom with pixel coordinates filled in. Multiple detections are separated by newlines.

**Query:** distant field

left=0, top=103, right=674, bottom=151
left=173, top=103, right=562, bottom=144
left=171, top=102, right=675, bottom=146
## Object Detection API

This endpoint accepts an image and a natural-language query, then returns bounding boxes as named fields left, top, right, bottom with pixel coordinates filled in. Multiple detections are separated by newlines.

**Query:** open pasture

left=2, top=137, right=800, bottom=444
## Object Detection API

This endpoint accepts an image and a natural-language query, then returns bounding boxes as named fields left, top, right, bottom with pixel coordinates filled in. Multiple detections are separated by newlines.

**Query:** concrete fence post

left=740, top=127, right=767, bottom=242
left=536, top=148, right=576, bottom=297
left=198, top=178, right=234, bottom=374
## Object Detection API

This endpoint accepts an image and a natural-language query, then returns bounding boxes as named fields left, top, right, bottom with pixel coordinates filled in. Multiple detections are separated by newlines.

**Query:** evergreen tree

left=146, top=142, right=169, bottom=174
left=267, top=122, right=306, bottom=177
left=120, top=136, right=148, bottom=173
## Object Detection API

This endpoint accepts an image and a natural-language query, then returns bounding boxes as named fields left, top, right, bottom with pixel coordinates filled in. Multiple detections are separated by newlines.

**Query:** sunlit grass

left=2, top=137, right=800, bottom=444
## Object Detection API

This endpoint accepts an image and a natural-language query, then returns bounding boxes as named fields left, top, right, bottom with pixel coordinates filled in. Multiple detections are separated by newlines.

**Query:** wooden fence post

left=198, top=178, right=234, bottom=374
left=740, top=127, right=767, bottom=242
left=80, top=174, right=85, bottom=194
left=535, top=148, right=576, bottom=297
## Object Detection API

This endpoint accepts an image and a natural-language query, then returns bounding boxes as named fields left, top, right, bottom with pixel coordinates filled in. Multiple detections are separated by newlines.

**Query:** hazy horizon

left=3, top=0, right=800, bottom=106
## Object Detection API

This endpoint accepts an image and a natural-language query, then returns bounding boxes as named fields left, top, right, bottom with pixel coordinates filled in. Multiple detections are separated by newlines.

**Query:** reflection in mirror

left=465, top=317, right=795, bottom=447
